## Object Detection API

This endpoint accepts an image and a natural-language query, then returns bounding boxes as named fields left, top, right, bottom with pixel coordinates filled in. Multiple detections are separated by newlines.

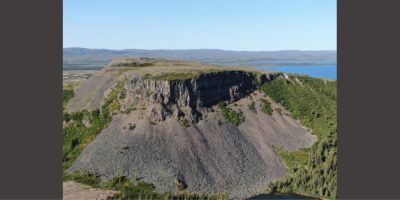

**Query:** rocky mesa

left=64, top=58, right=316, bottom=199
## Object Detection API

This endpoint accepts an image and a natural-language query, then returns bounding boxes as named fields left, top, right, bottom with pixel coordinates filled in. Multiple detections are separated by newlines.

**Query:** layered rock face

left=123, top=71, right=276, bottom=122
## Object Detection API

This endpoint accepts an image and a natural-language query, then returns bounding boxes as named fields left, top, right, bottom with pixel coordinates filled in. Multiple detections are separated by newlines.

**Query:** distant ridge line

left=63, top=47, right=336, bottom=69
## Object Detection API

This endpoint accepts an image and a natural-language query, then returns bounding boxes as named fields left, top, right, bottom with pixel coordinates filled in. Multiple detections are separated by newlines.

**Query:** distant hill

left=63, top=48, right=336, bottom=70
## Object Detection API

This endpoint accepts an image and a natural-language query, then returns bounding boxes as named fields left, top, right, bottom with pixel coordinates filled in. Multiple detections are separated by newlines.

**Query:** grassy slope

left=260, top=75, right=337, bottom=199
left=63, top=80, right=124, bottom=169
left=142, top=69, right=230, bottom=81
left=63, top=89, right=74, bottom=108
left=64, top=172, right=228, bottom=200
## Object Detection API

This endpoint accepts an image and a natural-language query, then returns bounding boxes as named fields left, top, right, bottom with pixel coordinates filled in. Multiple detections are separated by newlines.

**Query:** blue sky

left=64, top=0, right=336, bottom=51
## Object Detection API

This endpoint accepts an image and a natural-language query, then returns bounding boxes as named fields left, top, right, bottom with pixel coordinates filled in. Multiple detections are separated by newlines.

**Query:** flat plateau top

left=105, top=57, right=270, bottom=80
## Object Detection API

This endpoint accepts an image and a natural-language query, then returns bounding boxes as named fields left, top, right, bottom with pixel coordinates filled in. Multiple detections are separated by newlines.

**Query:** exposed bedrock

left=123, top=71, right=277, bottom=122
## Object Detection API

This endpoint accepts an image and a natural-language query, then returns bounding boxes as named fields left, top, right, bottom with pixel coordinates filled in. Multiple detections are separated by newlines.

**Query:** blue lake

left=255, top=65, right=337, bottom=80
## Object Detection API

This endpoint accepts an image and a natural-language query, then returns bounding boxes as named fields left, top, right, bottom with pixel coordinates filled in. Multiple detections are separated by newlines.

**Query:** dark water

left=255, top=65, right=337, bottom=80
left=249, top=193, right=318, bottom=200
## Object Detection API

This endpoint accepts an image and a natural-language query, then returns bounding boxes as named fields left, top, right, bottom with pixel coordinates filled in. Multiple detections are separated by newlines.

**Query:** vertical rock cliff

left=121, top=71, right=277, bottom=122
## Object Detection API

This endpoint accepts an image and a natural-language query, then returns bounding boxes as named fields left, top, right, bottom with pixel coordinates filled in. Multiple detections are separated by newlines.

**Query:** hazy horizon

left=64, top=0, right=336, bottom=51
left=64, top=47, right=337, bottom=52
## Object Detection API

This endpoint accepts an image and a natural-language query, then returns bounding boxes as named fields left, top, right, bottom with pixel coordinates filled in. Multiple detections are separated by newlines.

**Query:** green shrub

left=248, top=101, right=256, bottom=112
left=260, top=99, right=273, bottom=115
left=129, top=124, right=136, bottom=130
left=63, top=89, right=74, bottom=106
left=179, top=119, right=190, bottom=128
left=119, top=90, right=126, bottom=100
left=63, top=171, right=100, bottom=187
left=218, top=102, right=244, bottom=126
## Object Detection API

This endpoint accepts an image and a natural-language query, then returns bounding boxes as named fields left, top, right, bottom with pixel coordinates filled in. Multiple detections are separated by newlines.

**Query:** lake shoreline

left=255, top=65, right=337, bottom=80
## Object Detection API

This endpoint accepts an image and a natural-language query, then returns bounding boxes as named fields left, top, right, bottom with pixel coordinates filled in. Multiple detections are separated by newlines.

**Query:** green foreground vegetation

left=259, top=99, right=273, bottom=115
left=63, top=89, right=74, bottom=109
left=63, top=81, right=125, bottom=169
left=179, top=118, right=190, bottom=128
left=64, top=172, right=228, bottom=200
left=260, top=75, right=337, bottom=199
left=248, top=101, right=256, bottom=112
left=218, top=102, right=245, bottom=126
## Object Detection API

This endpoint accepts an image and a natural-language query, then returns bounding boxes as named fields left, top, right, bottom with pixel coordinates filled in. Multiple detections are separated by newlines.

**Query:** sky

left=63, top=0, right=336, bottom=51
